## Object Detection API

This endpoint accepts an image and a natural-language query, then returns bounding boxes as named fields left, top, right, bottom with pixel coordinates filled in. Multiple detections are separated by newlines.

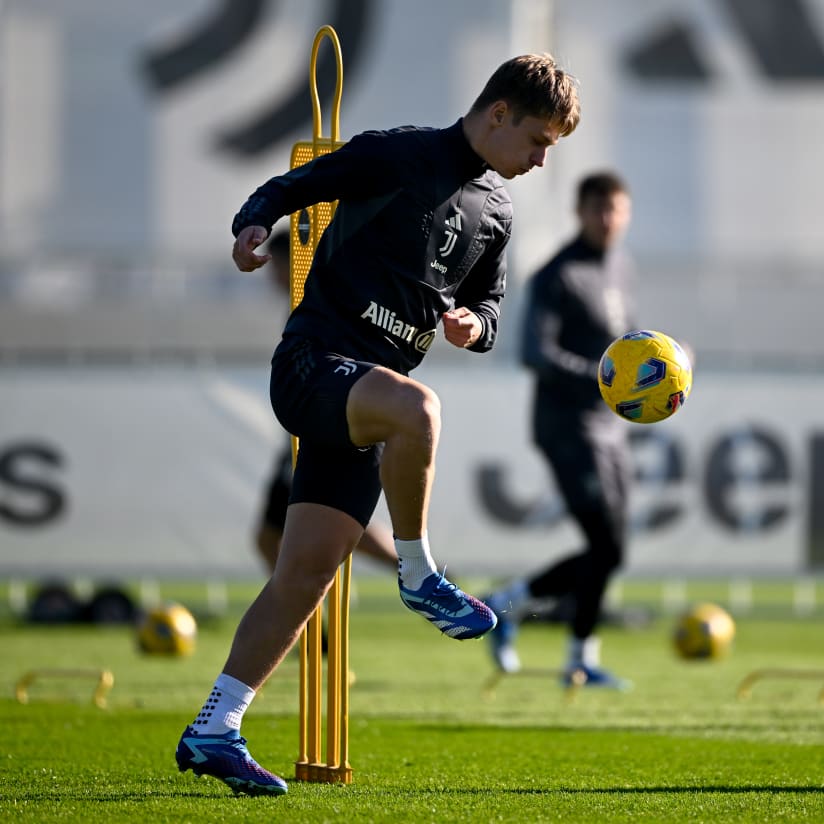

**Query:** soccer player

left=254, top=230, right=398, bottom=578
left=484, top=171, right=634, bottom=688
left=176, top=53, right=580, bottom=796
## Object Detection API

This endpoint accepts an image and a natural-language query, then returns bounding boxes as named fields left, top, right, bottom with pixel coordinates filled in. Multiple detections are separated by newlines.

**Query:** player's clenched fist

left=233, top=225, right=272, bottom=272
left=442, top=307, right=482, bottom=348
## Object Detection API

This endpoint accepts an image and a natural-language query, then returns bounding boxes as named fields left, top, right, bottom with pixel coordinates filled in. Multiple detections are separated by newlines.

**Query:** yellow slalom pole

left=290, top=25, right=352, bottom=785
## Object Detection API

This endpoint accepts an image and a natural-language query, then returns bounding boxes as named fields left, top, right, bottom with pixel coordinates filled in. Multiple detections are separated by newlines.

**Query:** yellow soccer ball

left=673, top=602, right=736, bottom=659
left=136, top=602, right=197, bottom=656
left=598, top=330, right=692, bottom=424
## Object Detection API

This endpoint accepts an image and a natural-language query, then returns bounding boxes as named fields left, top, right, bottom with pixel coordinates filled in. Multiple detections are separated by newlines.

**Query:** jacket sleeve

left=231, top=131, right=402, bottom=237
left=452, top=205, right=511, bottom=353
left=520, top=270, right=598, bottom=381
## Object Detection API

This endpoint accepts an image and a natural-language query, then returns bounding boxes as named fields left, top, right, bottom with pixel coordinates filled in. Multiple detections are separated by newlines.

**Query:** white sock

left=395, top=533, right=437, bottom=589
left=568, top=636, right=601, bottom=669
left=191, top=673, right=256, bottom=735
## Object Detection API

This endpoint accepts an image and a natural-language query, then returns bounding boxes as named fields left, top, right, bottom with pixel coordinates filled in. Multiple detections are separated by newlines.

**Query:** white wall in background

left=1, top=363, right=819, bottom=579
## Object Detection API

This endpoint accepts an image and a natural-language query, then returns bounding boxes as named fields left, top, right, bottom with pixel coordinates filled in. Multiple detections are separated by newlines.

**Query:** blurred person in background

left=485, top=171, right=634, bottom=689
left=175, top=52, right=580, bottom=796
left=254, top=229, right=398, bottom=579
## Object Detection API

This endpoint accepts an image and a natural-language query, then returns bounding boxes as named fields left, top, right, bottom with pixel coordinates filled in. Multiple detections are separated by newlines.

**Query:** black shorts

left=269, top=336, right=384, bottom=528
left=533, top=404, right=629, bottom=525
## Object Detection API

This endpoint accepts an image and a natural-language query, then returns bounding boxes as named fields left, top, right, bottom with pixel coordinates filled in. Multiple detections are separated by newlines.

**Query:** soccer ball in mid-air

left=598, top=330, right=692, bottom=424
left=136, top=602, right=197, bottom=656
left=673, top=603, right=736, bottom=660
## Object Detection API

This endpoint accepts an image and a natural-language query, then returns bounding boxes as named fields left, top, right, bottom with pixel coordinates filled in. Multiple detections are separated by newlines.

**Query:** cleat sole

left=224, top=777, right=288, bottom=796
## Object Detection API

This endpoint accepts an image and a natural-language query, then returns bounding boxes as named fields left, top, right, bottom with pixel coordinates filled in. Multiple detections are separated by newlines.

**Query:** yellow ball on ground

left=673, top=602, right=735, bottom=659
left=136, top=602, right=197, bottom=656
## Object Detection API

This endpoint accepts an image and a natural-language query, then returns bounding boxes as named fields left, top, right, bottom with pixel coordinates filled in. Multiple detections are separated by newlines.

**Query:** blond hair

left=470, top=54, right=580, bottom=136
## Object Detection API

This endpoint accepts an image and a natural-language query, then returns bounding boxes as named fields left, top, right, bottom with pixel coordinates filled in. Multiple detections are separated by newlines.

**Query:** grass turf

left=2, top=577, right=823, bottom=822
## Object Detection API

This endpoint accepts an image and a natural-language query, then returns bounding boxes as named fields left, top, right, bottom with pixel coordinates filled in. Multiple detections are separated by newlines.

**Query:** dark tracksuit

left=233, top=120, right=512, bottom=525
left=520, top=235, right=634, bottom=639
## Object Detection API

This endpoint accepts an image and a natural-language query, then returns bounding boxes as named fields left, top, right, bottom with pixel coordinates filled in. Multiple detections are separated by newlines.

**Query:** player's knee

left=600, top=539, right=624, bottom=574
left=277, top=552, right=343, bottom=605
left=396, top=383, right=441, bottom=449
left=582, top=526, right=624, bottom=574
left=579, top=509, right=625, bottom=573
left=414, top=385, right=441, bottom=440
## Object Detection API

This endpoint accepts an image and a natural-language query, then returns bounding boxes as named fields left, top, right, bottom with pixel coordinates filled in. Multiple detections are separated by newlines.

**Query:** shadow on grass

left=413, top=721, right=817, bottom=736
left=554, top=786, right=824, bottom=795
left=9, top=784, right=824, bottom=803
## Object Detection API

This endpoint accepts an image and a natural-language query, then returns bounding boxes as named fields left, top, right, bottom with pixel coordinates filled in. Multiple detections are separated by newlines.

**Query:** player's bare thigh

left=346, top=366, right=441, bottom=448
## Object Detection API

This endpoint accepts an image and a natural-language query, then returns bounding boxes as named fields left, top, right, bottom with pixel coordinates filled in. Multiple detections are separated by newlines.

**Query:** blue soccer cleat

left=563, top=664, right=632, bottom=691
left=483, top=591, right=522, bottom=673
left=175, top=725, right=288, bottom=796
left=399, top=572, right=497, bottom=640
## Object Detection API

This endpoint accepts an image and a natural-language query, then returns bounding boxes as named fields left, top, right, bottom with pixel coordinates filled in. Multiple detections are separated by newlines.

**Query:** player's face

left=483, top=106, right=562, bottom=179
left=578, top=191, right=632, bottom=251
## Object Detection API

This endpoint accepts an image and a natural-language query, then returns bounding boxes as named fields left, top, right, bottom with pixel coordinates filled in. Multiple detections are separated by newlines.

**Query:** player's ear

left=489, top=101, right=508, bottom=127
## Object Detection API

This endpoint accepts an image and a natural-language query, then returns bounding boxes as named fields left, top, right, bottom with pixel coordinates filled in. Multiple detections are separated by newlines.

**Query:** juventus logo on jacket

left=439, top=213, right=462, bottom=257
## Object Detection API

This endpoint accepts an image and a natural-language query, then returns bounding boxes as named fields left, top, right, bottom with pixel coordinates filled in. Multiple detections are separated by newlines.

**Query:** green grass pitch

left=2, top=577, right=823, bottom=823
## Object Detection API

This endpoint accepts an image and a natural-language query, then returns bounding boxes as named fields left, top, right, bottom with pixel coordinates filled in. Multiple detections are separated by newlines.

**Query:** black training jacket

left=520, top=236, right=636, bottom=409
left=232, top=119, right=511, bottom=374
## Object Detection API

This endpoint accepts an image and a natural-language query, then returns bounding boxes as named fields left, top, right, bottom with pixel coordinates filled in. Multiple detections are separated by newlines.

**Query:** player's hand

left=442, top=307, right=482, bottom=348
left=232, top=225, right=272, bottom=272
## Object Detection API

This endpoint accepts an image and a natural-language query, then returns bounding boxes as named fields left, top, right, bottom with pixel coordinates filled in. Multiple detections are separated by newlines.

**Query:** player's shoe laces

left=563, top=664, right=632, bottom=691
left=483, top=591, right=522, bottom=673
left=175, top=725, right=288, bottom=796
left=399, top=572, right=497, bottom=640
